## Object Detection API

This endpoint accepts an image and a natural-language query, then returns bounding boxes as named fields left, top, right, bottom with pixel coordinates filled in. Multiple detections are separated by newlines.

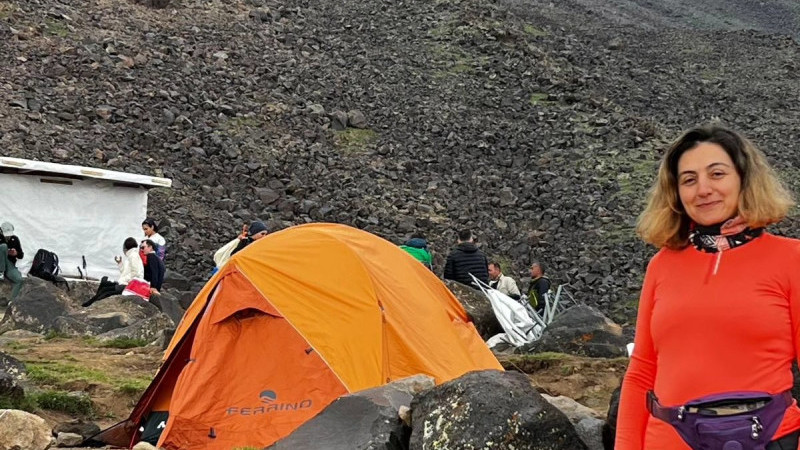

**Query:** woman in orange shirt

left=616, top=124, right=800, bottom=450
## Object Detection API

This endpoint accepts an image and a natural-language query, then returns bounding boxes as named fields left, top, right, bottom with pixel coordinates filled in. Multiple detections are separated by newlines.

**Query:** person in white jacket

left=488, top=261, right=521, bottom=300
left=84, top=238, right=143, bottom=306
left=116, top=237, right=144, bottom=285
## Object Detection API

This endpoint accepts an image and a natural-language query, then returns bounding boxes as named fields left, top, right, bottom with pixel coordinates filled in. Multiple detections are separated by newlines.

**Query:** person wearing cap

left=0, top=222, right=25, bottom=301
left=231, top=221, right=269, bottom=256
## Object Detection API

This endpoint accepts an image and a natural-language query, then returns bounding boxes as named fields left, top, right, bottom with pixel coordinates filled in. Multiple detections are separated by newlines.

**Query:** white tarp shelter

left=0, top=157, right=171, bottom=280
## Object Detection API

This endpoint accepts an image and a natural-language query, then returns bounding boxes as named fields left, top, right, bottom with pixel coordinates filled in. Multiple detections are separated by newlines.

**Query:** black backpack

left=29, top=249, right=63, bottom=283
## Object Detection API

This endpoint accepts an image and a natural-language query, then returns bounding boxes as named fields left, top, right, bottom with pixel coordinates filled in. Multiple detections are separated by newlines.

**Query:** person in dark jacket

left=443, top=229, right=488, bottom=287
left=141, top=239, right=166, bottom=294
left=527, top=261, right=551, bottom=314
left=0, top=222, right=24, bottom=301
left=231, top=220, right=269, bottom=256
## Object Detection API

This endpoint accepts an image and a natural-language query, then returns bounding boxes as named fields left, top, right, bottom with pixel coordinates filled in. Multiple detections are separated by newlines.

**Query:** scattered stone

left=0, top=409, right=52, bottom=450
left=55, top=431, right=84, bottom=447
left=347, top=110, right=367, bottom=129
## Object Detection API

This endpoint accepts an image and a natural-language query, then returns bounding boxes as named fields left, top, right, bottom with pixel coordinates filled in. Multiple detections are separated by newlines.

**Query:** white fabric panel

left=0, top=174, right=148, bottom=280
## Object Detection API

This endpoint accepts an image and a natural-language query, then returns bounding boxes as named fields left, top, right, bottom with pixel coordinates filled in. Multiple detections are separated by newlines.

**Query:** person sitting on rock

left=141, top=217, right=167, bottom=261
left=443, top=229, right=489, bottom=287
left=400, top=233, right=433, bottom=270
left=488, top=261, right=521, bottom=300
left=527, top=261, right=552, bottom=314
left=84, top=237, right=144, bottom=307
left=141, top=239, right=166, bottom=295
left=231, top=220, right=269, bottom=256
left=0, top=222, right=24, bottom=302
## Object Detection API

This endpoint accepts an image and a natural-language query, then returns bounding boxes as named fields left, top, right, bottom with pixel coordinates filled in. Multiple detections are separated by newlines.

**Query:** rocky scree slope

left=2, top=0, right=800, bottom=326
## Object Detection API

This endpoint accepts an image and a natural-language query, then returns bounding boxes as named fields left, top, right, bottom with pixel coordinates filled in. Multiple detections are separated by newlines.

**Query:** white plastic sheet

left=472, top=275, right=542, bottom=347
left=0, top=173, right=149, bottom=280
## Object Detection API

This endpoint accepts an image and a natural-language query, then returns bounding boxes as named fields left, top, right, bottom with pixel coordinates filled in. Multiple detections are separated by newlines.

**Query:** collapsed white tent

left=0, top=157, right=171, bottom=281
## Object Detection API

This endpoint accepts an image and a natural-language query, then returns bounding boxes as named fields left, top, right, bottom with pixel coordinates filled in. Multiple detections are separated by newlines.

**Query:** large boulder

left=522, top=306, right=628, bottom=357
left=50, top=295, right=163, bottom=337
left=543, top=394, right=605, bottom=450
left=268, top=375, right=434, bottom=450
left=0, top=277, right=75, bottom=334
left=444, top=280, right=502, bottom=339
left=148, top=291, right=186, bottom=326
left=96, top=313, right=175, bottom=343
left=161, top=270, right=192, bottom=291
left=409, top=370, right=587, bottom=449
left=0, top=353, right=27, bottom=402
left=0, top=409, right=52, bottom=450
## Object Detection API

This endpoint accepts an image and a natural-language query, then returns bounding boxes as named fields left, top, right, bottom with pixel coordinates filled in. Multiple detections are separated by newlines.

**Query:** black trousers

left=768, top=430, right=800, bottom=450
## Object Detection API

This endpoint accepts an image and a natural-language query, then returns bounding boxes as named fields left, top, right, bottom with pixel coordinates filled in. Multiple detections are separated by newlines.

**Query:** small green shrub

left=30, top=390, right=93, bottom=415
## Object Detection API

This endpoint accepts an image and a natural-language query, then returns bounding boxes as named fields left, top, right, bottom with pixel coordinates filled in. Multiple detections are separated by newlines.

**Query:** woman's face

left=677, top=142, right=742, bottom=226
left=142, top=224, right=154, bottom=236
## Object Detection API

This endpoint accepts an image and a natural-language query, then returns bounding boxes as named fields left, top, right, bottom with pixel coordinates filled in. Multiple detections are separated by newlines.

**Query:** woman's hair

left=123, top=237, right=139, bottom=252
left=638, top=124, right=794, bottom=249
left=142, top=217, right=158, bottom=232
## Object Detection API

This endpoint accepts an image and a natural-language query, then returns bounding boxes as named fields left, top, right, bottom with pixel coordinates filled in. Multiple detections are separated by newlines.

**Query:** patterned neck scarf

left=688, top=216, right=764, bottom=253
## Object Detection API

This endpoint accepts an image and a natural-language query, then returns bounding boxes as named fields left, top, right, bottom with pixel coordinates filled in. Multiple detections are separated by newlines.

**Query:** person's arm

left=230, top=238, right=249, bottom=256
left=507, top=277, right=521, bottom=299
left=615, top=259, right=659, bottom=449
left=118, top=252, right=134, bottom=285
left=11, top=237, right=22, bottom=261
left=443, top=252, right=455, bottom=280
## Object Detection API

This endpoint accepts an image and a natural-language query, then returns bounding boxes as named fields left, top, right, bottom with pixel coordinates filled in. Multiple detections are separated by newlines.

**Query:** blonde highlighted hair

left=637, top=124, right=794, bottom=249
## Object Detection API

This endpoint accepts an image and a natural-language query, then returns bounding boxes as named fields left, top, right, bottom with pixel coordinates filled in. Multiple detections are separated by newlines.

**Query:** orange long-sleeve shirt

left=616, top=233, right=800, bottom=449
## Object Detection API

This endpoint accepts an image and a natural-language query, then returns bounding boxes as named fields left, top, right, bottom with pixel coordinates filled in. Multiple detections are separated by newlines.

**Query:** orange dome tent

left=94, top=223, right=502, bottom=449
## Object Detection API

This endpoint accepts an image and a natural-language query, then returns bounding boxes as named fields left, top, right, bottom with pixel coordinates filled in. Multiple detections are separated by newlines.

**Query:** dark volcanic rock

left=0, top=278, right=74, bottom=335
left=522, top=306, right=628, bottom=357
left=444, top=280, right=502, bottom=339
left=268, top=375, right=434, bottom=450
left=410, top=370, right=588, bottom=449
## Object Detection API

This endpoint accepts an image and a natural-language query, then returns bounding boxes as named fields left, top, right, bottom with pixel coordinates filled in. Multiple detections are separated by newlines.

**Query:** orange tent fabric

left=96, top=223, right=502, bottom=449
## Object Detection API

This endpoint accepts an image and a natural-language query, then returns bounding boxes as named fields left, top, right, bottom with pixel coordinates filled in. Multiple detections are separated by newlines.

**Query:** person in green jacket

left=400, top=234, right=433, bottom=270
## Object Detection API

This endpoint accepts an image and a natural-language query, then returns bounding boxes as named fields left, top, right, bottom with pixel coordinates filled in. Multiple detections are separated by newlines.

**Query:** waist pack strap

left=647, top=390, right=793, bottom=423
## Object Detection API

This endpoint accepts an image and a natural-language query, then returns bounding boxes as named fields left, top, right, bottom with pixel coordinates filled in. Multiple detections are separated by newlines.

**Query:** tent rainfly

left=0, top=157, right=171, bottom=280
left=92, top=223, right=502, bottom=449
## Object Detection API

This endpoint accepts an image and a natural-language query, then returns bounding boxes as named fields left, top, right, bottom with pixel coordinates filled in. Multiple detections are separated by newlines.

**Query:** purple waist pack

left=647, top=390, right=793, bottom=450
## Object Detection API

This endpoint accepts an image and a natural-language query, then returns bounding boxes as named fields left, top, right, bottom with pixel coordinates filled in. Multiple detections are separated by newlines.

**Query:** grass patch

left=0, top=394, right=37, bottom=412
left=27, top=361, right=109, bottom=386
left=523, top=24, right=548, bottom=37
left=30, top=390, right=93, bottom=415
left=43, top=18, right=69, bottom=37
left=0, top=3, right=18, bottom=20
left=333, top=128, right=377, bottom=154
left=114, top=377, right=150, bottom=396
left=4, top=341, right=31, bottom=351
left=99, top=337, right=148, bottom=349
left=44, top=330, right=70, bottom=341
left=529, top=92, right=556, bottom=106
left=221, top=116, right=262, bottom=135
